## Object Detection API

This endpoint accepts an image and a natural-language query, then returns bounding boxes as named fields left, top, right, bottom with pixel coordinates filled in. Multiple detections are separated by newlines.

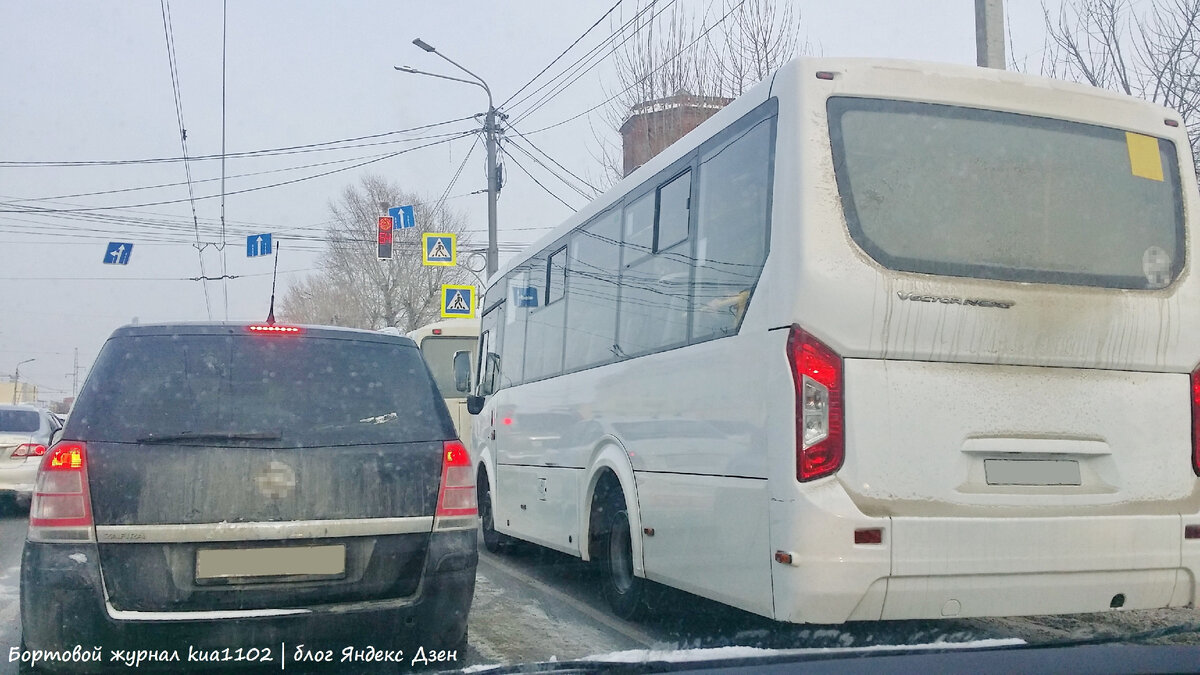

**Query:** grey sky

left=0, top=0, right=1056, bottom=398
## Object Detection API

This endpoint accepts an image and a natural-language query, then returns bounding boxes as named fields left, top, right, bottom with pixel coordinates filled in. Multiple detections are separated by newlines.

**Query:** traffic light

left=378, top=216, right=394, bottom=260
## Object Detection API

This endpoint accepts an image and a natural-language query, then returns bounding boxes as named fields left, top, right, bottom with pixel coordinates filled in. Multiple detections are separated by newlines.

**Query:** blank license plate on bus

left=984, top=459, right=1081, bottom=486
left=195, top=545, right=346, bottom=582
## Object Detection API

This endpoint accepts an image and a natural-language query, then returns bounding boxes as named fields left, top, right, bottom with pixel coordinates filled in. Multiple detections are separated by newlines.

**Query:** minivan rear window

left=0, top=410, right=40, bottom=433
left=828, top=97, right=1185, bottom=289
left=68, top=333, right=454, bottom=447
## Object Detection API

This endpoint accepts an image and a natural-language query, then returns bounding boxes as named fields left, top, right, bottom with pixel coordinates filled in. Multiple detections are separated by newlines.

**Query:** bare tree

left=710, top=0, right=806, bottom=98
left=279, top=274, right=370, bottom=328
left=280, top=174, right=476, bottom=331
left=593, top=0, right=806, bottom=184
left=1044, top=0, right=1200, bottom=172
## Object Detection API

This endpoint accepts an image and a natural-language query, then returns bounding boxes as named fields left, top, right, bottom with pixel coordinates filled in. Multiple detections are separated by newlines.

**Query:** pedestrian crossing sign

left=441, top=284, right=475, bottom=318
left=423, top=233, right=456, bottom=267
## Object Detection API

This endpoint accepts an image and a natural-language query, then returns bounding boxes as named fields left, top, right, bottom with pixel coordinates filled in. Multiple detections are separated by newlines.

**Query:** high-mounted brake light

left=246, top=324, right=303, bottom=335
left=787, top=326, right=845, bottom=482
left=432, top=328, right=443, bottom=335
left=435, top=440, right=477, bottom=527
left=1191, top=366, right=1200, bottom=476
left=11, top=443, right=47, bottom=458
left=29, top=441, right=95, bottom=541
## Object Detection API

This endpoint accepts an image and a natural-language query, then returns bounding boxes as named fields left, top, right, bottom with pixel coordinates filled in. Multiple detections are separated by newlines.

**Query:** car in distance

left=0, top=404, right=62, bottom=512
left=20, top=322, right=477, bottom=661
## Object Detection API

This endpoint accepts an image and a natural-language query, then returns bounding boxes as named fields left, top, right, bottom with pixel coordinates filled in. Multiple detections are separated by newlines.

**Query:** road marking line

left=478, top=552, right=657, bottom=648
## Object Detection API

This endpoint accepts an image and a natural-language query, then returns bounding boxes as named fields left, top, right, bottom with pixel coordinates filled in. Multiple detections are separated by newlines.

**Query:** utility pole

left=484, top=106, right=499, bottom=278
left=399, top=38, right=500, bottom=278
left=72, top=348, right=79, bottom=399
left=975, top=0, right=1006, bottom=69
left=12, top=358, right=34, bottom=405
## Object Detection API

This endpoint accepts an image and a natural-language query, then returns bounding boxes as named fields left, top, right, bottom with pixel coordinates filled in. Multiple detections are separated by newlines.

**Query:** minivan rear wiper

left=136, top=431, right=283, bottom=444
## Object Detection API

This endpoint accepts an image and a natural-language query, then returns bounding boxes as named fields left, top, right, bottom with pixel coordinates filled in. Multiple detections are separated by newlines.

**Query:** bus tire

left=478, top=469, right=510, bottom=554
left=599, top=496, right=647, bottom=620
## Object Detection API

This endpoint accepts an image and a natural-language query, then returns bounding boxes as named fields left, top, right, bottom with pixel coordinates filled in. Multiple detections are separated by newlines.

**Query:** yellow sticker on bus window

left=1126, top=132, right=1164, bottom=182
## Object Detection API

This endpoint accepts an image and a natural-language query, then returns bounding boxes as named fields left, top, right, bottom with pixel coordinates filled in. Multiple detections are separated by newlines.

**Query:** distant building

left=0, top=381, right=38, bottom=405
left=620, top=90, right=732, bottom=177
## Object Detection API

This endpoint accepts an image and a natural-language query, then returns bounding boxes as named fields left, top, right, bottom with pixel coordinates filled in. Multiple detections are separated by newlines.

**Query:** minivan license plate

left=195, top=545, right=346, bottom=582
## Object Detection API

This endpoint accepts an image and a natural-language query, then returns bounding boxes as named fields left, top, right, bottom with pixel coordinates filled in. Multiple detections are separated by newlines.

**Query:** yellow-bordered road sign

left=441, top=284, right=475, bottom=318
left=423, top=233, right=456, bottom=266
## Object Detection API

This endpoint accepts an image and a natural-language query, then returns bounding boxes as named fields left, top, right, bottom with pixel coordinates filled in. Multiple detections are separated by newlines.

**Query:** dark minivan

left=21, top=323, right=476, bottom=661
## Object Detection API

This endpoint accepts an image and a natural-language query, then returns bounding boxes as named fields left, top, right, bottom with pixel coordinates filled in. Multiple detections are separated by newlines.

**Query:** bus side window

left=563, top=211, right=620, bottom=371
left=618, top=173, right=691, bottom=356
left=691, top=118, right=774, bottom=340
left=476, top=329, right=492, bottom=395
left=480, top=353, right=501, bottom=397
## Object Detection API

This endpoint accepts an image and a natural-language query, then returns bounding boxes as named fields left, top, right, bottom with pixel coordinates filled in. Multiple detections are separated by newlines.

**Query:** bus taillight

left=1191, top=365, right=1200, bottom=476
left=787, top=326, right=844, bottom=482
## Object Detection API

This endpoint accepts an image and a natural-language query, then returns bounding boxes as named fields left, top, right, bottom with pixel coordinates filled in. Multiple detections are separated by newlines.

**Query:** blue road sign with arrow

left=103, top=242, right=133, bottom=265
left=389, top=205, right=415, bottom=229
left=246, top=233, right=273, bottom=257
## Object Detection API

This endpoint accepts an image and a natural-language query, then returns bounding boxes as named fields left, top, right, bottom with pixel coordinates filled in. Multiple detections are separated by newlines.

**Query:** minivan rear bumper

left=769, top=492, right=1200, bottom=624
left=20, top=529, right=476, bottom=669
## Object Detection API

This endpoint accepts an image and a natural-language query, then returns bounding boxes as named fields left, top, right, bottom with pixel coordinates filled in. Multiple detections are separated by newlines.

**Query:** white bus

left=464, top=57, right=1200, bottom=624
left=405, top=318, right=480, bottom=448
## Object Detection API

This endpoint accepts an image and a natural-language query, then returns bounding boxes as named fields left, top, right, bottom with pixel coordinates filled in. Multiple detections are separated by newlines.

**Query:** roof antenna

left=266, top=242, right=280, bottom=325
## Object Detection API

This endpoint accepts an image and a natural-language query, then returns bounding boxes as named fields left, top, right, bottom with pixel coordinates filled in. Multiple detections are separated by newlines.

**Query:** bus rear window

left=828, top=97, right=1185, bottom=290
left=420, top=336, right=477, bottom=400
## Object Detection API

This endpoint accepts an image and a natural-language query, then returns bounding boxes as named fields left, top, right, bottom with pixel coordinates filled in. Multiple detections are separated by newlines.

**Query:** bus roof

left=405, top=318, right=481, bottom=342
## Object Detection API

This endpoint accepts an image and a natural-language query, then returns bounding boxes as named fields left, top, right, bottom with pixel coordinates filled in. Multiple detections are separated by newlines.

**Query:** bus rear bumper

left=771, top=494, right=1200, bottom=623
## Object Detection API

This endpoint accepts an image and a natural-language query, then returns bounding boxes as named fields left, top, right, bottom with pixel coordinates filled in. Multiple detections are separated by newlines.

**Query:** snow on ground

left=462, top=638, right=1026, bottom=671
left=586, top=638, right=1026, bottom=664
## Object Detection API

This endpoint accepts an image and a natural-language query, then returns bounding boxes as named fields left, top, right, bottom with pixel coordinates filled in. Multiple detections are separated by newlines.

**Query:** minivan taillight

left=787, top=326, right=845, bottom=482
left=434, top=440, right=477, bottom=530
left=1191, top=366, right=1200, bottom=476
left=28, top=441, right=94, bottom=542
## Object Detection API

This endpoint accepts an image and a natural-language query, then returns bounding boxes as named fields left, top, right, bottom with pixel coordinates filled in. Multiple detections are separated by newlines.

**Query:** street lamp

left=396, top=37, right=500, bottom=278
left=12, top=358, right=34, bottom=404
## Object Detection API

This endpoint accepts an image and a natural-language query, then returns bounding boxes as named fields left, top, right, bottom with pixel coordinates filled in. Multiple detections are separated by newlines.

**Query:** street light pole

left=12, top=358, right=34, bottom=405
left=484, top=105, right=498, bottom=278
left=400, top=38, right=500, bottom=278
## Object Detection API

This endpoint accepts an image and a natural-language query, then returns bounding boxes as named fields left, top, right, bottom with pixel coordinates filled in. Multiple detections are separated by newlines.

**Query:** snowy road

left=3, top=509, right=1199, bottom=673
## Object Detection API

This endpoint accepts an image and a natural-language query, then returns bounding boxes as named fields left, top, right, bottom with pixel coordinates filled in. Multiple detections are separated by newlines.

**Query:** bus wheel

left=478, top=469, right=509, bottom=553
left=599, top=498, right=647, bottom=620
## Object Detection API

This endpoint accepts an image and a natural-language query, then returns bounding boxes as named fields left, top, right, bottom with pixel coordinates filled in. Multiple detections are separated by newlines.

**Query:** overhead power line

left=501, top=0, right=626, bottom=108
left=0, top=132, right=474, bottom=214
left=0, top=118, right=475, bottom=168
left=220, top=0, right=230, bottom=320
left=520, top=0, right=747, bottom=136
left=433, top=134, right=481, bottom=215
left=505, top=138, right=593, bottom=201
left=504, top=0, right=669, bottom=118
left=159, top=0, right=213, bottom=319
left=503, top=142, right=578, bottom=212
left=506, top=121, right=600, bottom=195
left=9, top=150, right=415, bottom=203
left=0, top=267, right=318, bottom=282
